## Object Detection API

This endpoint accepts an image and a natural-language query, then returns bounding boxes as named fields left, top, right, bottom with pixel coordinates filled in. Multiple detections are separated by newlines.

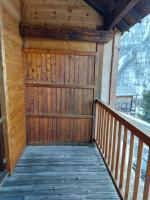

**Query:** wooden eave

left=84, top=0, right=150, bottom=32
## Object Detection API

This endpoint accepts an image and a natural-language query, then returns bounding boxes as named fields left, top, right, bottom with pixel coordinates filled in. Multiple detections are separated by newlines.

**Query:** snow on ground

left=120, top=112, right=149, bottom=181
left=121, top=112, right=150, bottom=136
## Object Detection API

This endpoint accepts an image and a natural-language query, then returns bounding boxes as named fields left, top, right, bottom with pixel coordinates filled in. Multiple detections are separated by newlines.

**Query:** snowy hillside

left=117, top=14, right=150, bottom=95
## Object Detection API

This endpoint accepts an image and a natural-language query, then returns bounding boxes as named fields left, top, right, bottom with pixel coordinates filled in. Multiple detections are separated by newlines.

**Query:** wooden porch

left=0, top=145, right=119, bottom=200
left=0, top=1, right=150, bottom=200
left=0, top=100, right=149, bottom=200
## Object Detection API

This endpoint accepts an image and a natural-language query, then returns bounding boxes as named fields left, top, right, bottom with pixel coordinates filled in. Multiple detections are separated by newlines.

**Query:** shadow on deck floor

left=0, top=144, right=119, bottom=200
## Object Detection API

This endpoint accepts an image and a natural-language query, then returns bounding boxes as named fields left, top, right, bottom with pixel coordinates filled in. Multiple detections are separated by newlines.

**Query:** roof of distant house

left=116, top=87, right=139, bottom=97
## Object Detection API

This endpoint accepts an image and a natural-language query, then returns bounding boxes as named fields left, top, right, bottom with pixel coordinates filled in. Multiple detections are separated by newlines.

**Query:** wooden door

left=0, top=108, right=5, bottom=171
left=24, top=49, right=97, bottom=144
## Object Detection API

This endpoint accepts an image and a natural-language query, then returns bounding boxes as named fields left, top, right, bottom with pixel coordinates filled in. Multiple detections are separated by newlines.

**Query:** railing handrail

left=96, top=98, right=150, bottom=146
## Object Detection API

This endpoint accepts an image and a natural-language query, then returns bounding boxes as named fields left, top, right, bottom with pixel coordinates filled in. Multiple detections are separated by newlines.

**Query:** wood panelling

left=26, top=118, right=92, bottom=144
left=0, top=1, right=26, bottom=173
left=26, top=87, right=93, bottom=115
left=24, top=49, right=96, bottom=144
left=21, top=0, right=103, bottom=29
left=23, top=38, right=97, bottom=52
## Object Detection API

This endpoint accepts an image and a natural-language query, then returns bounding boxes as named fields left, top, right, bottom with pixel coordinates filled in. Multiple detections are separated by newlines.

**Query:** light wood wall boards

left=21, top=0, right=103, bottom=29
left=23, top=38, right=97, bottom=52
left=0, top=0, right=26, bottom=173
left=23, top=48, right=97, bottom=144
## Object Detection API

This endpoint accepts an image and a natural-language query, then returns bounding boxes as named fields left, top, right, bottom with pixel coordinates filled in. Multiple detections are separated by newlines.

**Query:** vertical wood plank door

left=23, top=49, right=96, bottom=144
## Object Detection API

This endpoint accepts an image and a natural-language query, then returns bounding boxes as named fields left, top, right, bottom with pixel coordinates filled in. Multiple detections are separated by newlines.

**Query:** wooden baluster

left=124, top=133, right=134, bottom=200
left=95, top=100, right=150, bottom=200
left=96, top=105, right=100, bottom=144
left=132, top=140, right=143, bottom=200
left=143, top=148, right=150, bottom=200
left=99, top=107, right=103, bottom=148
left=115, top=122, right=122, bottom=180
left=101, top=109, right=105, bottom=151
left=99, top=107, right=103, bottom=146
left=98, top=106, right=101, bottom=146
left=108, top=115, right=113, bottom=166
left=94, top=103, right=99, bottom=141
left=105, top=113, right=110, bottom=160
left=103, top=111, right=107, bottom=155
left=111, top=118, right=117, bottom=172
left=119, top=127, right=128, bottom=189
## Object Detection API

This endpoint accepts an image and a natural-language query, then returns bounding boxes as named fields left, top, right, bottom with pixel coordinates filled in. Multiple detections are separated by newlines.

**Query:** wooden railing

left=94, top=99, right=150, bottom=200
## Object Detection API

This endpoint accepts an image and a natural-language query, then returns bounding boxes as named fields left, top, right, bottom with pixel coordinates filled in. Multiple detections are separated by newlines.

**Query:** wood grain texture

left=21, top=0, right=103, bottom=29
left=22, top=38, right=97, bottom=52
left=24, top=49, right=96, bottom=144
left=0, top=145, right=119, bottom=199
left=20, top=24, right=114, bottom=43
left=0, top=0, right=26, bottom=173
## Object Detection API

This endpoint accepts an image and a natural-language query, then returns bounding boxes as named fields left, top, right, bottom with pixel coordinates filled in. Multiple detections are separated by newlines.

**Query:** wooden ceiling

left=20, top=0, right=150, bottom=42
left=84, top=0, right=150, bottom=32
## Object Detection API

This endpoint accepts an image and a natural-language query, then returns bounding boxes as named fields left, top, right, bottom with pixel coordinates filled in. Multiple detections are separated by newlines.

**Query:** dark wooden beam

left=105, top=0, right=141, bottom=30
left=19, top=24, right=114, bottom=43
left=117, top=20, right=130, bottom=33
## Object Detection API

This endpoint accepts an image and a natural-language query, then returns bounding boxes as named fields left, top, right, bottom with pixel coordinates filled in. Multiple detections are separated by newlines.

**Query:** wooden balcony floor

left=0, top=144, right=119, bottom=200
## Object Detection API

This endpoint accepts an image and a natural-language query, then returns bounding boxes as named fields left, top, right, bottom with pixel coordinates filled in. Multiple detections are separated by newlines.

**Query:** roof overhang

left=84, top=0, right=150, bottom=32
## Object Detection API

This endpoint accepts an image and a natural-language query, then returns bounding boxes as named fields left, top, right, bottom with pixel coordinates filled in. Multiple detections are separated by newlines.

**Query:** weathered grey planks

left=0, top=145, right=119, bottom=200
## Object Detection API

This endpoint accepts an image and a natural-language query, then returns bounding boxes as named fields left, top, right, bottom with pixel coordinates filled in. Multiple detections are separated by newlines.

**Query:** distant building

left=115, top=87, right=139, bottom=115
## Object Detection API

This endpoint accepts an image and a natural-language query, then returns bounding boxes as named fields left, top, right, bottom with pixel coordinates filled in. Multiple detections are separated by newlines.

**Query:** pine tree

left=142, top=90, right=150, bottom=123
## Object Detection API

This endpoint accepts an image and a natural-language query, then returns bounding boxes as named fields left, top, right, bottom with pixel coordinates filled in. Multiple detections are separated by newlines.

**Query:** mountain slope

left=117, top=14, right=150, bottom=95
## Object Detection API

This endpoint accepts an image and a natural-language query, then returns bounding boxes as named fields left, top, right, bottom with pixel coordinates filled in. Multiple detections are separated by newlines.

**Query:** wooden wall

left=0, top=0, right=26, bottom=173
left=0, top=0, right=120, bottom=170
left=23, top=42, right=98, bottom=144
left=21, top=0, right=121, bottom=107
left=21, top=0, right=103, bottom=29
left=21, top=0, right=118, bottom=107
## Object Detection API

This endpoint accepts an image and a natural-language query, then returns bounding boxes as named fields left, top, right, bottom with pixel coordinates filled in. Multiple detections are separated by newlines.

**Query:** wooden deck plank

left=0, top=145, right=119, bottom=199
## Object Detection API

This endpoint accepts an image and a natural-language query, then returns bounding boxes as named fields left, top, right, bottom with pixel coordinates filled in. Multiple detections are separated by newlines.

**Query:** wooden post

left=132, top=140, right=143, bottom=200
left=93, top=103, right=98, bottom=140
left=109, top=30, right=121, bottom=108
left=143, top=149, right=150, bottom=200
left=124, top=134, right=135, bottom=199
left=119, top=127, right=128, bottom=189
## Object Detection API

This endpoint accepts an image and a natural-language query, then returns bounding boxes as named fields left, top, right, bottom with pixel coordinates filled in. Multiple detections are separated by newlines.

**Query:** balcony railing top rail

left=95, top=99, right=150, bottom=146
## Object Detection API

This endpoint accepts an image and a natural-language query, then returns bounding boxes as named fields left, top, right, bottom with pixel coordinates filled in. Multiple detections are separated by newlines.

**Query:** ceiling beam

left=84, top=0, right=130, bottom=32
left=20, top=24, right=114, bottom=43
left=105, top=0, right=141, bottom=30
